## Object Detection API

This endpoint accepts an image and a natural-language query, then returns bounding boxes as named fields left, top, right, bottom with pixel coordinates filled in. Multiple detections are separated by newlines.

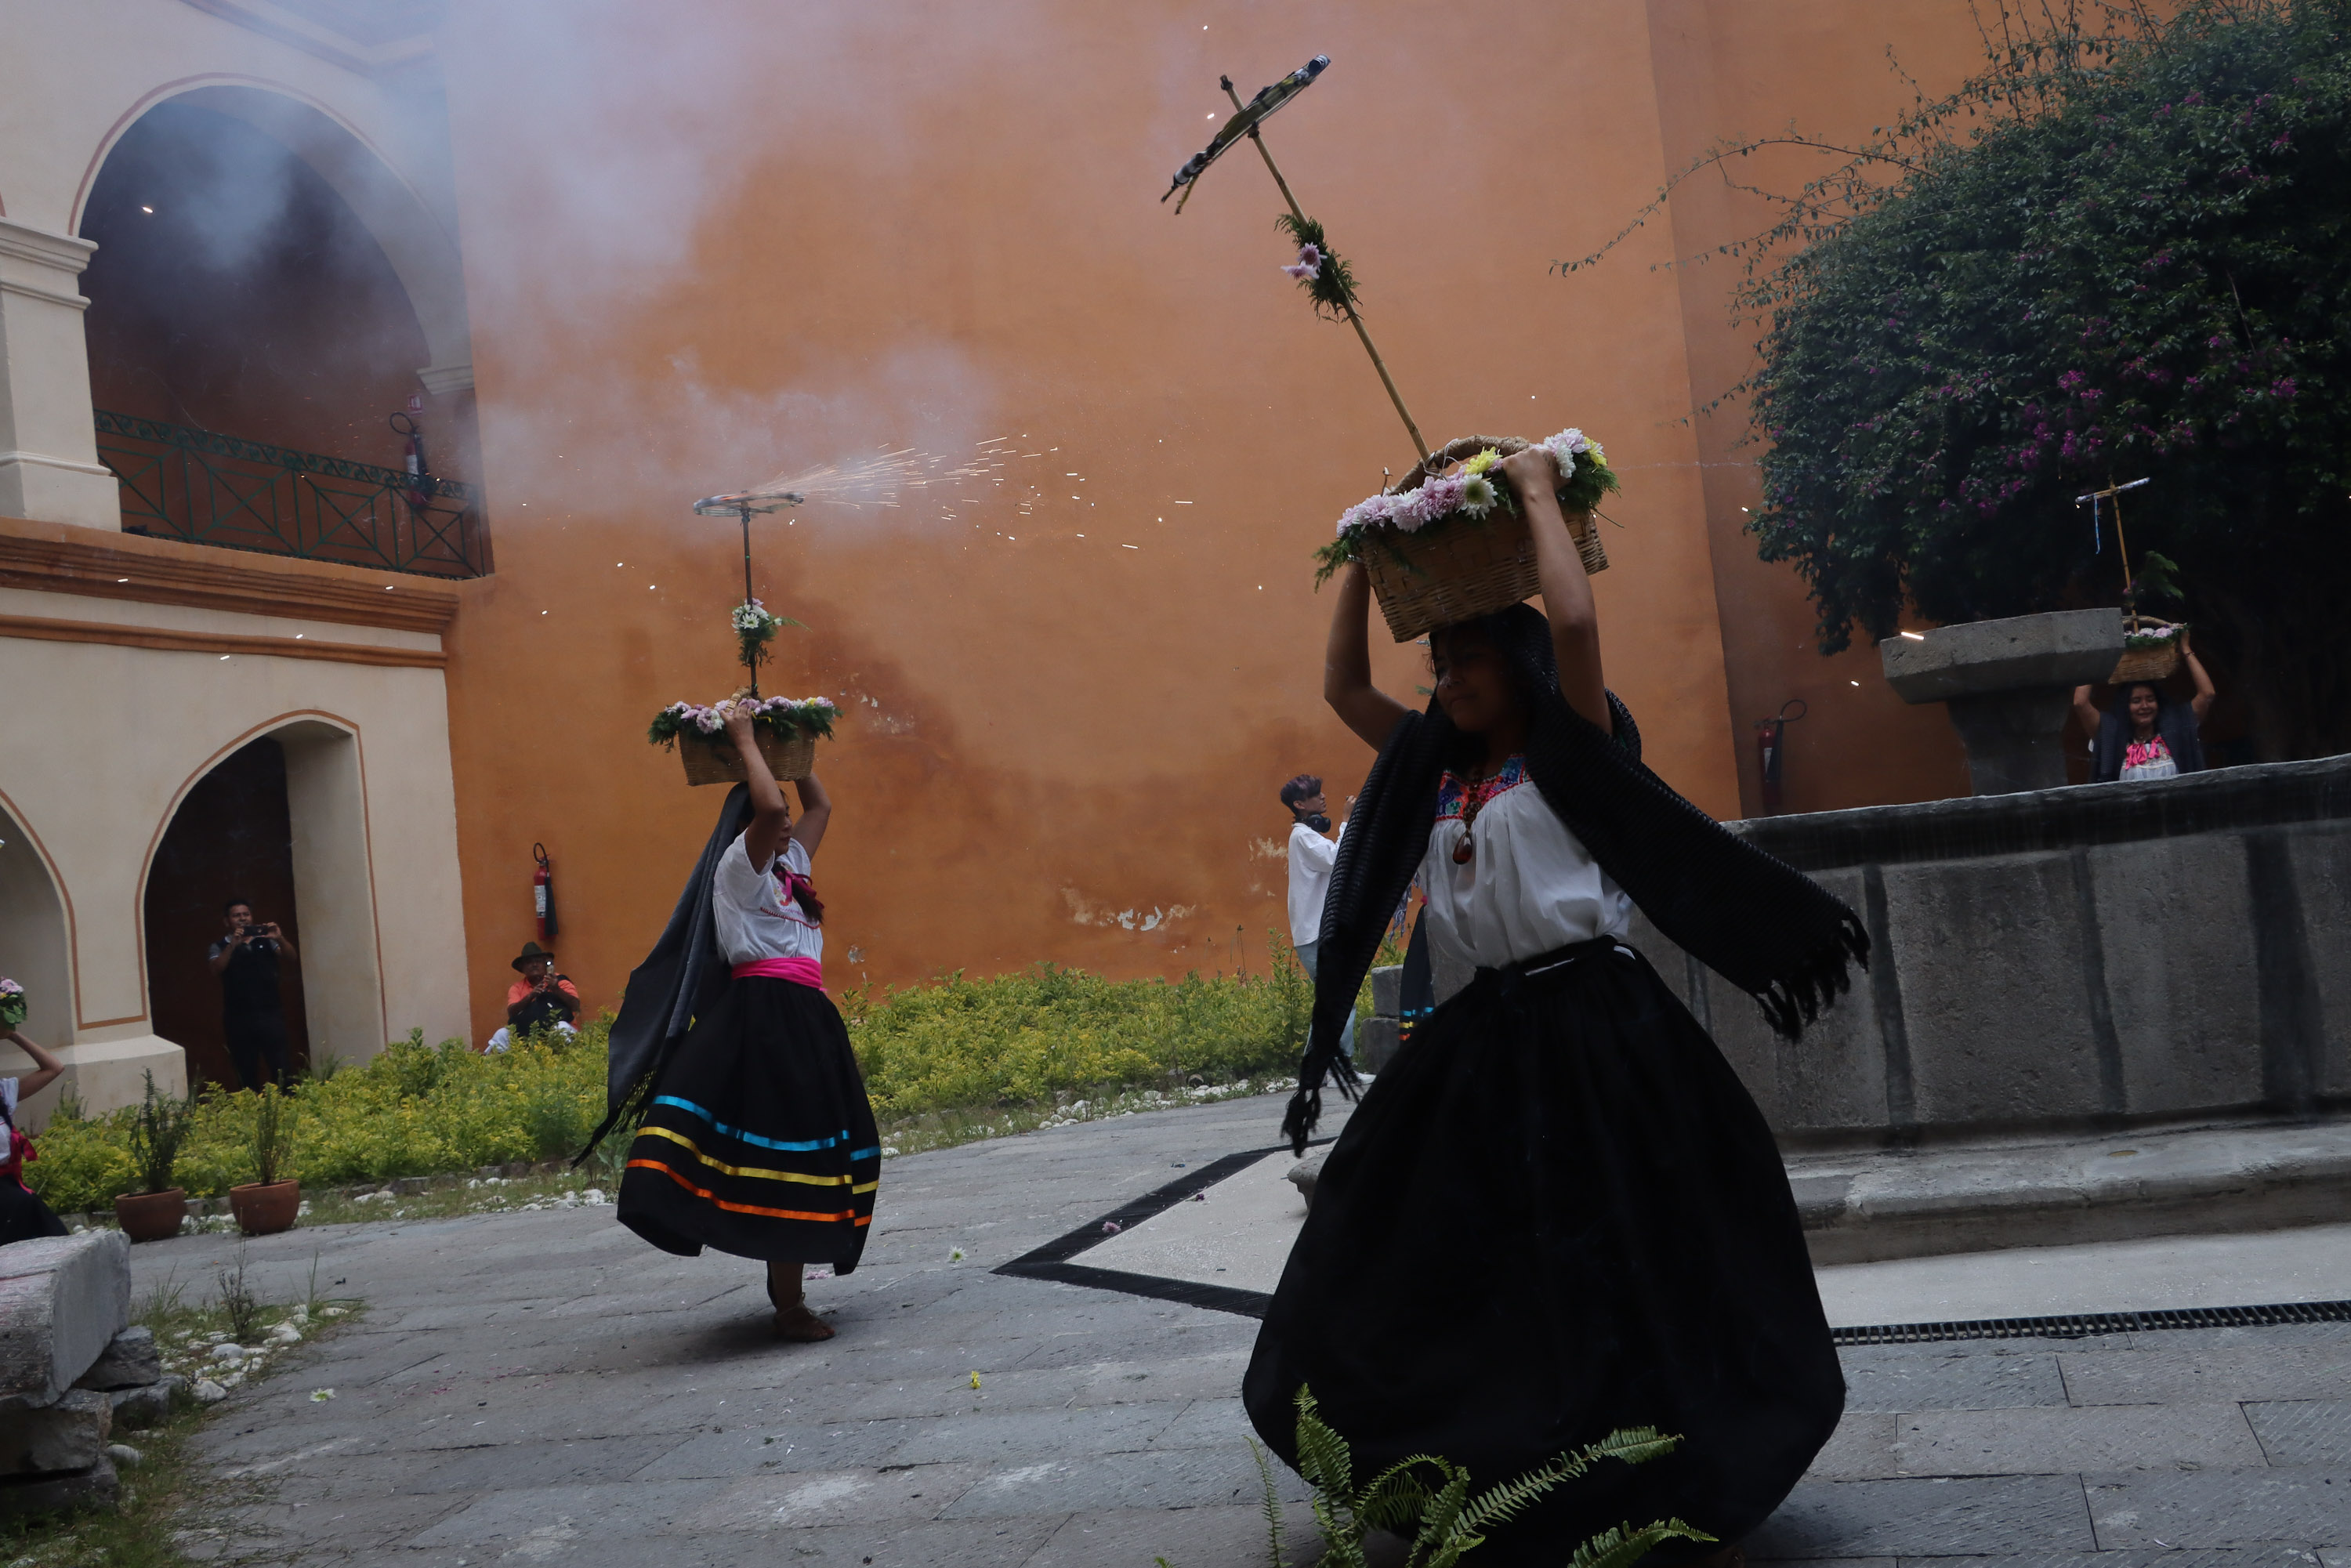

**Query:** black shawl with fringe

left=578, top=784, right=753, bottom=1161
left=1284, top=604, right=1867, bottom=1153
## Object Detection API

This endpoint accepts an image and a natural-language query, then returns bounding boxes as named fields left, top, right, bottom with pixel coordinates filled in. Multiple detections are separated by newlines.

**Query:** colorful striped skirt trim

left=616, top=974, right=881, bottom=1268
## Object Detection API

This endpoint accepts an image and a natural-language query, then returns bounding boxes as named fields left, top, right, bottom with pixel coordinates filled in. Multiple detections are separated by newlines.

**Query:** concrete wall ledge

left=1793, top=1114, right=2351, bottom=1265
left=1637, top=754, right=2351, bottom=1144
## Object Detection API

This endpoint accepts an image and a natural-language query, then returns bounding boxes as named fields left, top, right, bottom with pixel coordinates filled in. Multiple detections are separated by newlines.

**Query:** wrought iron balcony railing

left=95, top=410, right=488, bottom=579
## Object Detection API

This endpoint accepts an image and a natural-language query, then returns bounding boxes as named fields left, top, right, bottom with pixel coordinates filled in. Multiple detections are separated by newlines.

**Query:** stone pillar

left=0, top=218, right=119, bottom=531
left=1881, top=610, right=2126, bottom=795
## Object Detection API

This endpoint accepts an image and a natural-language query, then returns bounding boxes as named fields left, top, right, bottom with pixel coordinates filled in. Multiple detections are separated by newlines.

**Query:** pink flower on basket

left=1281, top=243, right=1324, bottom=280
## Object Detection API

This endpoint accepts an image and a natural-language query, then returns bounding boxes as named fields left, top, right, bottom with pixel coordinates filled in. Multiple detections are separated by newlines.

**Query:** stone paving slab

left=123, top=1092, right=2351, bottom=1566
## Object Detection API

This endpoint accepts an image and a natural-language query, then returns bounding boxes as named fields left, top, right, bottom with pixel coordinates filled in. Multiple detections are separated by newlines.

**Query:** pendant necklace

left=1453, top=767, right=1489, bottom=865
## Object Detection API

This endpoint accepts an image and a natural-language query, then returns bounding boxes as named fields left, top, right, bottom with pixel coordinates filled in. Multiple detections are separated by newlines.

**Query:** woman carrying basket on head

left=600, top=701, right=879, bottom=1342
left=1243, top=443, right=1866, bottom=1566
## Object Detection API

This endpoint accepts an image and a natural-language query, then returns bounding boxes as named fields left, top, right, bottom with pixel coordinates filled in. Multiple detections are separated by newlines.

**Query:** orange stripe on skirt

left=627, top=1158, right=874, bottom=1226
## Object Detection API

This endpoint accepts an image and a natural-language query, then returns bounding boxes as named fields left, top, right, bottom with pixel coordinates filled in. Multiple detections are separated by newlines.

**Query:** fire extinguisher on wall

left=532, top=842, right=557, bottom=940
left=1755, top=698, right=1807, bottom=816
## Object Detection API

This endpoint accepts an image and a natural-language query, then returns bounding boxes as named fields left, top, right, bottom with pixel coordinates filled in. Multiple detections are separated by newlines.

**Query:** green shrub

left=24, top=943, right=1336, bottom=1215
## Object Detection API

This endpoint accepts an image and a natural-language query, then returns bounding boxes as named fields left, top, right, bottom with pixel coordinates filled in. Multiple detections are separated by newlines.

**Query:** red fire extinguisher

left=1755, top=698, right=1807, bottom=816
left=532, top=842, right=557, bottom=940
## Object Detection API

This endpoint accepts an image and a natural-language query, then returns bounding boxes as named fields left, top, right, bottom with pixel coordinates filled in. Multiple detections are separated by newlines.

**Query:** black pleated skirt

left=617, top=976, right=880, bottom=1272
left=0, top=1174, right=66, bottom=1245
left=1243, top=940, right=1842, bottom=1563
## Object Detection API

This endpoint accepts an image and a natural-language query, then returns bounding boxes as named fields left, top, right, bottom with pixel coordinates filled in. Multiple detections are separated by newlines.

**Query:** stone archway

left=0, top=795, right=74, bottom=1126
left=143, top=716, right=382, bottom=1088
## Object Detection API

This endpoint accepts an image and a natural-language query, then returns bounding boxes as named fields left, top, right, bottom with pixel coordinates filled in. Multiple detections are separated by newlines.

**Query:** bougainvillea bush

left=1601, top=2, right=2351, bottom=758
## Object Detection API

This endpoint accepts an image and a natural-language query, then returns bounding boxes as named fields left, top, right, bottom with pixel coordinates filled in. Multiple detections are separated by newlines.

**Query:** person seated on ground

left=1, top=1025, right=67, bottom=1243
left=2072, top=631, right=2216, bottom=783
left=486, top=941, right=581, bottom=1051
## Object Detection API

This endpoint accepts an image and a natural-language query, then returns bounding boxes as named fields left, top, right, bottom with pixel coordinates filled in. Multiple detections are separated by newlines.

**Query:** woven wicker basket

left=1359, top=435, right=1607, bottom=642
left=2109, top=620, right=2183, bottom=686
left=677, top=729, right=817, bottom=787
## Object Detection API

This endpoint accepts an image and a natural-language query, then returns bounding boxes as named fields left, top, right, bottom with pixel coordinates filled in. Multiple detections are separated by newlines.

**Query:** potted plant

left=114, top=1070, right=194, bottom=1243
left=228, top=1084, right=299, bottom=1236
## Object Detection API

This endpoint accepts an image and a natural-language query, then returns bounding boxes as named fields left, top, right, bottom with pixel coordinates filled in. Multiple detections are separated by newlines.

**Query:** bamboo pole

left=1222, top=79, right=1430, bottom=465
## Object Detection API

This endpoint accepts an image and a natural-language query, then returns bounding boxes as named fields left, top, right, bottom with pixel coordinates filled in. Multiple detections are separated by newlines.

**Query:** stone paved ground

left=127, top=1093, right=2351, bottom=1568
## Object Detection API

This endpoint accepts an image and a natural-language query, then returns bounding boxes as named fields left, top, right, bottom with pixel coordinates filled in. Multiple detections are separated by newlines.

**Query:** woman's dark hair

left=2124, top=681, right=2168, bottom=711
left=1429, top=615, right=1543, bottom=771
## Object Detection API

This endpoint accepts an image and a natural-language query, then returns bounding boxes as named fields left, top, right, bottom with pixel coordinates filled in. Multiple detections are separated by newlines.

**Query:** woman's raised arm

left=1501, top=447, right=1610, bottom=733
left=1325, top=562, right=1411, bottom=749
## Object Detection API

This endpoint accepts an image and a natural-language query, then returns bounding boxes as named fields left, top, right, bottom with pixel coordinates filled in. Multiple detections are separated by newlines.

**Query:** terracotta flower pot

left=114, top=1188, right=188, bottom=1244
left=229, top=1180, right=301, bottom=1237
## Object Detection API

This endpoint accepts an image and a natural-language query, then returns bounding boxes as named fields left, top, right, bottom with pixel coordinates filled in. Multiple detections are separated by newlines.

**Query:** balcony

left=94, top=411, right=488, bottom=579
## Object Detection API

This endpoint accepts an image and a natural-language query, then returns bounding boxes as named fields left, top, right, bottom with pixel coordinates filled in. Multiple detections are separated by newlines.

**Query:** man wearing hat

left=486, top=941, right=581, bottom=1051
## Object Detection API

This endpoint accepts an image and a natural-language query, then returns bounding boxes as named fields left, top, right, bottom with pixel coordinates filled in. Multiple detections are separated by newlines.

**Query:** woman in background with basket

left=602, top=700, right=878, bottom=1342
left=2072, top=628, right=2216, bottom=783
left=1245, top=435, right=1867, bottom=1566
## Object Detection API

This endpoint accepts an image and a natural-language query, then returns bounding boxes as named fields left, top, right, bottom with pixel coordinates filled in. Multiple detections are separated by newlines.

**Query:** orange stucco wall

left=429, top=0, right=1989, bottom=1042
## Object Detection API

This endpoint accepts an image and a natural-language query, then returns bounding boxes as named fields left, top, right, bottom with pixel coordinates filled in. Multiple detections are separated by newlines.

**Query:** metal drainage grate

left=1832, top=1298, right=2351, bottom=1346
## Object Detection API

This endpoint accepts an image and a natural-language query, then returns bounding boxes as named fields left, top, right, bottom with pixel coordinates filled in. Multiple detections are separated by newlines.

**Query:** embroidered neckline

left=1436, top=755, right=1527, bottom=822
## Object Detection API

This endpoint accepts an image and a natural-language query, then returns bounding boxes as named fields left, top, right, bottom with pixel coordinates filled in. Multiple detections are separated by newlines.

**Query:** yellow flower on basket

left=1461, top=447, right=1502, bottom=477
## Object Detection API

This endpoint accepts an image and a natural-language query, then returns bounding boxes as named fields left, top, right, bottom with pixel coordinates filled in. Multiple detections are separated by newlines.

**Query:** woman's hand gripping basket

left=2109, top=620, right=2185, bottom=686
left=1317, top=429, right=1617, bottom=643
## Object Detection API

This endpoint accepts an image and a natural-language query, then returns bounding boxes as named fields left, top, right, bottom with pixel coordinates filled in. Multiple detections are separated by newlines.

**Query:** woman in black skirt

left=1243, top=443, right=1867, bottom=1563
left=603, top=702, right=878, bottom=1342
left=1, top=1023, right=67, bottom=1244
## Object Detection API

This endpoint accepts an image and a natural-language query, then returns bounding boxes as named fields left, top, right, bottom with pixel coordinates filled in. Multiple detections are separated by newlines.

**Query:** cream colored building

left=0, top=0, right=477, bottom=1124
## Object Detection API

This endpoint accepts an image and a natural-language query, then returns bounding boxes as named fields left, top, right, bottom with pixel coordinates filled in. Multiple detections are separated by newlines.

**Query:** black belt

left=1468, top=936, right=1636, bottom=998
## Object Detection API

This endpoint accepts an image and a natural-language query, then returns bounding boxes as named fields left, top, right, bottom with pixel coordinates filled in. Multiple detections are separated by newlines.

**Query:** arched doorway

left=76, top=89, right=482, bottom=572
left=145, top=739, right=313, bottom=1088
left=0, top=798, right=74, bottom=1124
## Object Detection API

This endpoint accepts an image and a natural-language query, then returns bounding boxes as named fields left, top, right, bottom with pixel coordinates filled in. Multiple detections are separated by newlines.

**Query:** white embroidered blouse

left=1416, top=755, right=1632, bottom=970
left=711, top=833, right=824, bottom=968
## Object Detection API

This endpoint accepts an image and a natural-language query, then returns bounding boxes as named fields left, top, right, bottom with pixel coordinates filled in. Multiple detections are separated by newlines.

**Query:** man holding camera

left=207, top=897, right=298, bottom=1089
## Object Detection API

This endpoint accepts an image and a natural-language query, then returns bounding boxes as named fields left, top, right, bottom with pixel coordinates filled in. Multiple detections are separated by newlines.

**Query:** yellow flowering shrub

left=26, top=936, right=1330, bottom=1214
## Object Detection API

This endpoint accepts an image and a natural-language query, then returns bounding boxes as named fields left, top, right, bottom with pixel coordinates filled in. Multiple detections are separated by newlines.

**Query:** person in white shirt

left=1246, top=441, right=1862, bottom=1567
left=1280, top=773, right=1353, bottom=1060
left=611, top=701, right=878, bottom=1343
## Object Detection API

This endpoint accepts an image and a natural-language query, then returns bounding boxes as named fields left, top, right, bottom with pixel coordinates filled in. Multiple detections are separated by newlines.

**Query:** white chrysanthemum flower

left=1459, top=475, right=1499, bottom=517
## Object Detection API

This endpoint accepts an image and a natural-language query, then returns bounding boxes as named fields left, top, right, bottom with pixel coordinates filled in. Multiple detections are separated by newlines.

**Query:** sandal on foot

left=773, top=1305, right=835, bottom=1342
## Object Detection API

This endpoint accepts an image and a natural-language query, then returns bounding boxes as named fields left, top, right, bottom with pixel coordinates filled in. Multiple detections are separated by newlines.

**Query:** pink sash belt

left=731, top=955, right=824, bottom=990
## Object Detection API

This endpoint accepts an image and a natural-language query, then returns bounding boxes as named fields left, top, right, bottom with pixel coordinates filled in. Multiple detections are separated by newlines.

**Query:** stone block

left=2290, top=824, right=2351, bottom=1100
left=1751, top=1473, right=2096, bottom=1557
left=2085, top=1465, right=2351, bottom=1547
left=1369, top=965, right=1402, bottom=1019
left=75, top=1324, right=161, bottom=1391
left=1878, top=609, right=2126, bottom=704
left=2089, top=836, right=2262, bottom=1114
left=1687, top=867, right=1890, bottom=1135
left=0, top=1229, right=131, bottom=1404
left=1884, top=853, right=2106, bottom=1124
left=0, top=1388, right=110, bottom=1476
left=0, top=1453, right=118, bottom=1519
left=1353, top=1016, right=1400, bottom=1074
left=1888, top=1401, right=2265, bottom=1476
left=108, top=1374, right=183, bottom=1429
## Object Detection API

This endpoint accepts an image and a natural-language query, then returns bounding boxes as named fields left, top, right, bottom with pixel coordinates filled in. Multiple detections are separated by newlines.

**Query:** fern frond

left=1567, top=1518, right=1716, bottom=1568
left=1452, top=1429, right=1678, bottom=1538
left=1247, top=1439, right=1286, bottom=1568
left=1292, top=1389, right=1357, bottom=1500
left=1356, top=1455, right=1446, bottom=1537
left=1407, top=1469, right=1473, bottom=1568
left=1568, top=1427, right=1683, bottom=1476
